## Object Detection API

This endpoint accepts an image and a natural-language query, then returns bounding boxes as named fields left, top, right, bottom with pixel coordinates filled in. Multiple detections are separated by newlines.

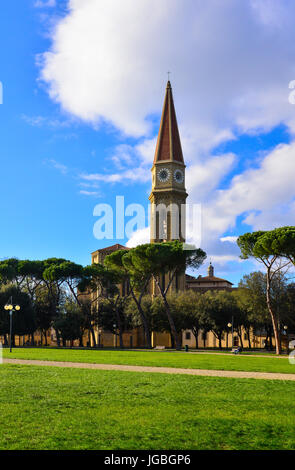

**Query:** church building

left=91, top=81, right=237, bottom=349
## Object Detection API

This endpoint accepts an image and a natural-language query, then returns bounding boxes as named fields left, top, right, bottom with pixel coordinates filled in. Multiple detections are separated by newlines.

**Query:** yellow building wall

left=182, top=328, right=277, bottom=349
left=151, top=331, right=172, bottom=348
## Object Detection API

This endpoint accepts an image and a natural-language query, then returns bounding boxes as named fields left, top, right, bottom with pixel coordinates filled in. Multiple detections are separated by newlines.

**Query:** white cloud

left=46, top=159, right=68, bottom=174
left=220, top=236, right=239, bottom=243
left=34, top=0, right=56, bottom=7
left=207, top=142, right=295, bottom=233
left=39, top=0, right=295, bottom=147
left=80, top=166, right=150, bottom=184
left=210, top=255, right=241, bottom=265
left=126, top=227, right=150, bottom=248
left=186, top=153, right=236, bottom=201
left=79, top=190, right=101, bottom=197
left=21, top=114, right=73, bottom=128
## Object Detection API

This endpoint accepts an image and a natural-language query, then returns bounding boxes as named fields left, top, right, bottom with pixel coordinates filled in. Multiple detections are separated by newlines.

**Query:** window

left=185, top=332, right=191, bottom=340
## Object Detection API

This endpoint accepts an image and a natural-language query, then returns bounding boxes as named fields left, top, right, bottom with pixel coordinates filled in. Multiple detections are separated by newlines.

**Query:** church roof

left=91, top=244, right=129, bottom=254
left=186, top=273, right=233, bottom=285
left=153, top=81, right=184, bottom=164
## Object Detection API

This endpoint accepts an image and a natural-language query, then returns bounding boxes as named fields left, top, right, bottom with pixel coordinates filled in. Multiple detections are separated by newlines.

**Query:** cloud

left=220, top=236, right=239, bottom=243
left=46, top=159, right=68, bottom=174
left=126, top=227, right=150, bottom=248
left=110, top=144, right=137, bottom=170
left=79, top=190, right=101, bottom=197
left=39, top=0, right=295, bottom=147
left=21, top=114, right=73, bottom=128
left=34, top=0, right=56, bottom=7
left=80, top=166, right=150, bottom=184
left=186, top=153, right=236, bottom=201
left=206, top=142, right=295, bottom=234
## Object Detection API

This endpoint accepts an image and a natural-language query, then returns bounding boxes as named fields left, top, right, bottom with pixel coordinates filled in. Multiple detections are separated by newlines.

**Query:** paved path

left=187, top=351, right=288, bottom=359
left=3, top=358, right=295, bottom=381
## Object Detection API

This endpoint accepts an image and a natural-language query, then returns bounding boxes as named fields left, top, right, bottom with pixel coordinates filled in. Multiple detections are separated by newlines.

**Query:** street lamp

left=283, top=325, right=289, bottom=353
left=4, top=298, right=21, bottom=353
left=226, top=323, right=231, bottom=348
left=113, top=323, right=117, bottom=348
left=227, top=316, right=234, bottom=349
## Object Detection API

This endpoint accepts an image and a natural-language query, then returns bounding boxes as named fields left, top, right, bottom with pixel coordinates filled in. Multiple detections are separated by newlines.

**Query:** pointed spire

left=153, top=81, right=184, bottom=164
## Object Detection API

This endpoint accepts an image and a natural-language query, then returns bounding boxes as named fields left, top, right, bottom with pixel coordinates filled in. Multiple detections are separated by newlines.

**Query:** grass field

left=0, top=364, right=295, bottom=450
left=3, top=347, right=295, bottom=374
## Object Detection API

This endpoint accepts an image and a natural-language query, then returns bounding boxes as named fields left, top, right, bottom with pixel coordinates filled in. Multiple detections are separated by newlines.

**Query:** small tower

left=149, top=81, right=187, bottom=244
left=208, top=262, right=214, bottom=277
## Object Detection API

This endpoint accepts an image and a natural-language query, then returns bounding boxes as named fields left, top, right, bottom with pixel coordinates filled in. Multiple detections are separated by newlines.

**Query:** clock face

left=158, top=168, right=170, bottom=183
left=174, top=169, right=184, bottom=184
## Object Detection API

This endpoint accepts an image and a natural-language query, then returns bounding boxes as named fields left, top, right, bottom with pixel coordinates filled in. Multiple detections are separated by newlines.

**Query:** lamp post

left=113, top=323, right=117, bottom=348
left=283, top=325, right=289, bottom=354
left=4, top=297, right=21, bottom=353
left=227, top=316, right=234, bottom=349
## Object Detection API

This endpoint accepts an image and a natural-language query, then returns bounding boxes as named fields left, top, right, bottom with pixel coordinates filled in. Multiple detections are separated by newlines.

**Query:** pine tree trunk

left=162, top=295, right=181, bottom=350
left=154, top=276, right=181, bottom=350
left=130, top=290, right=152, bottom=348
left=237, top=328, right=244, bottom=349
left=170, top=333, right=175, bottom=349
left=90, top=326, right=97, bottom=347
left=193, top=329, right=199, bottom=349
left=55, top=328, right=61, bottom=347
left=266, top=274, right=281, bottom=355
left=247, top=329, right=251, bottom=349
left=115, top=304, right=124, bottom=349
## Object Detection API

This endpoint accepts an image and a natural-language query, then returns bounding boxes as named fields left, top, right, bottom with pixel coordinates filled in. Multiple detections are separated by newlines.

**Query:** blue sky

left=1, top=0, right=295, bottom=286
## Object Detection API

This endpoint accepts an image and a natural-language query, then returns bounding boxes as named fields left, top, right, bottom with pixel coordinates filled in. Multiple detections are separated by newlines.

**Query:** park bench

left=154, top=345, right=165, bottom=350
left=232, top=347, right=242, bottom=355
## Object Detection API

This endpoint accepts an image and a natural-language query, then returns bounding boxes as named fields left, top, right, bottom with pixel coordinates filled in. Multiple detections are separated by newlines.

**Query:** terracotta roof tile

left=153, top=81, right=184, bottom=164
left=91, top=244, right=129, bottom=254
left=185, top=274, right=233, bottom=285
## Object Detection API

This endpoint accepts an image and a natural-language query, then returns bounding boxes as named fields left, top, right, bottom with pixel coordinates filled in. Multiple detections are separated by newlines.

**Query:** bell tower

left=149, top=81, right=187, bottom=244
left=149, top=81, right=187, bottom=293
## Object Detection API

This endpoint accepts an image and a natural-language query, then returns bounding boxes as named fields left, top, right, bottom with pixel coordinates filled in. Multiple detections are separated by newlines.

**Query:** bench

left=232, top=347, right=242, bottom=355
left=154, top=345, right=165, bottom=350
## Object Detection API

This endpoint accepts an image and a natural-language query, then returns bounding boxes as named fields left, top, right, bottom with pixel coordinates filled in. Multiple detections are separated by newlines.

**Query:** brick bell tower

left=149, top=81, right=187, bottom=293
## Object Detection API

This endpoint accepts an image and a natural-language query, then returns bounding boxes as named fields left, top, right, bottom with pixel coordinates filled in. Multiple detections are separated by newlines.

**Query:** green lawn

left=3, top=347, right=295, bottom=374
left=0, top=364, right=294, bottom=450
